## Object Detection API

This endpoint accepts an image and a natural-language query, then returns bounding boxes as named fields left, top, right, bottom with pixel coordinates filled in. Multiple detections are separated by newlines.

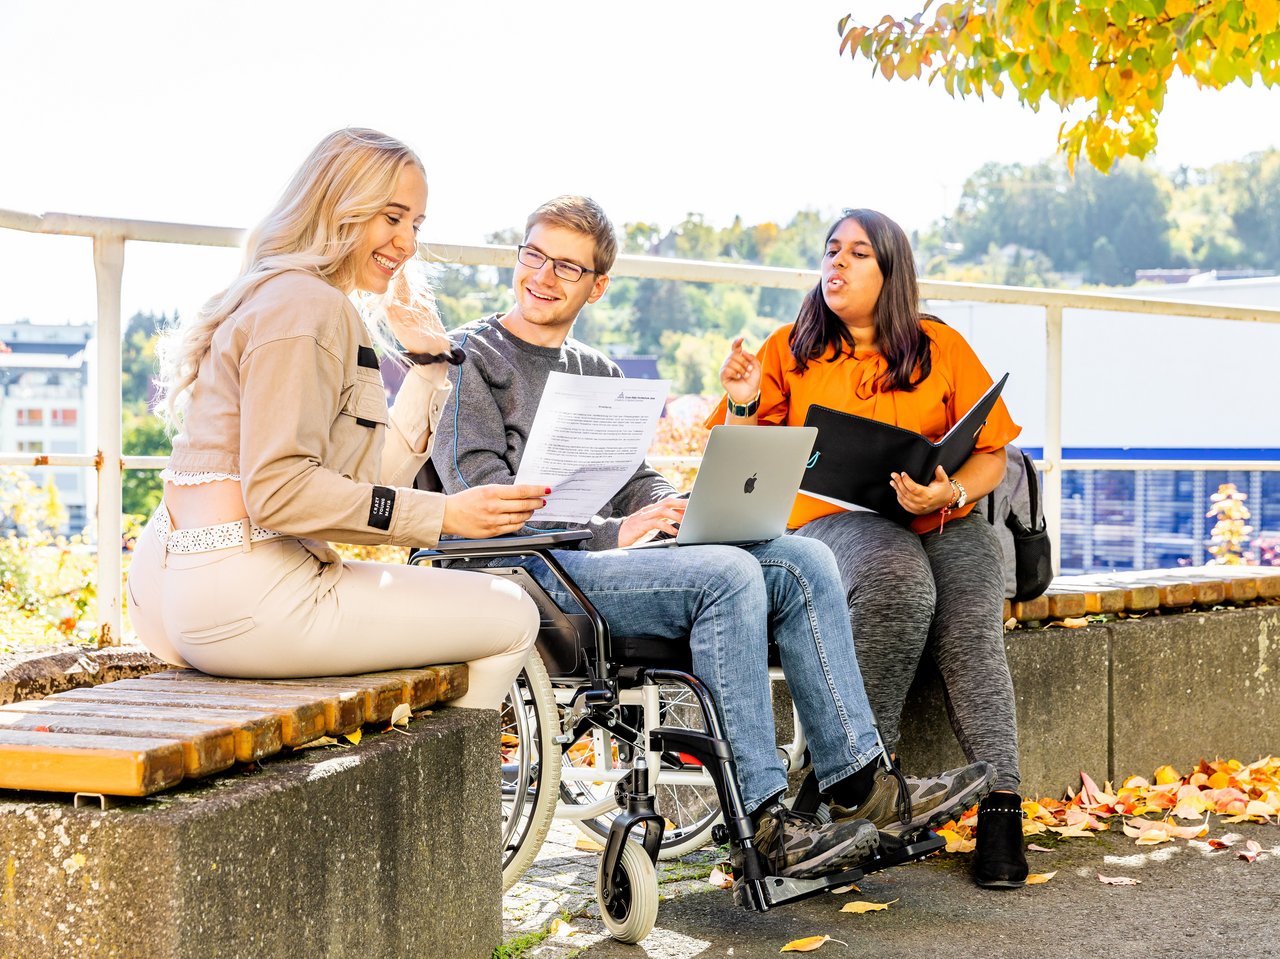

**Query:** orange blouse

left=706, top=319, right=1021, bottom=535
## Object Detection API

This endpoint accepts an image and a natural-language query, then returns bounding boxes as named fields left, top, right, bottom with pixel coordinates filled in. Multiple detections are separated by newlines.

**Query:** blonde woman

left=126, top=128, right=543, bottom=709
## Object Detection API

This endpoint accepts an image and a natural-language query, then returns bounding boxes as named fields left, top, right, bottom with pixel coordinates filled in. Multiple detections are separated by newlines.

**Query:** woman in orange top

left=710, top=208, right=1027, bottom=889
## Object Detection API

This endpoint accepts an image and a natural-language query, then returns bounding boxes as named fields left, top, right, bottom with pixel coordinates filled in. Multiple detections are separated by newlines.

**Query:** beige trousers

left=126, top=515, right=538, bottom=710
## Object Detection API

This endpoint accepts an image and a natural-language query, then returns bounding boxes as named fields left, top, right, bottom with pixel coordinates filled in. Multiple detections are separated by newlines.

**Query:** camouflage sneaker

left=830, top=760, right=996, bottom=839
left=752, top=803, right=880, bottom=880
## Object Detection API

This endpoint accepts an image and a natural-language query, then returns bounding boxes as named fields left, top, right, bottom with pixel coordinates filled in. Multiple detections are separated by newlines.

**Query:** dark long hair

left=789, top=208, right=935, bottom=392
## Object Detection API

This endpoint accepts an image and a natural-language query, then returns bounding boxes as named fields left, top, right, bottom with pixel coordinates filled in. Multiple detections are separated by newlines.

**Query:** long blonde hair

left=158, top=128, right=435, bottom=425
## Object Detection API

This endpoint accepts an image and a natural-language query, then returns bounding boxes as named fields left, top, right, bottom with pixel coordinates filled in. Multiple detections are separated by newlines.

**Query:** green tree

left=1220, top=149, right=1280, bottom=269
left=1089, top=236, right=1125, bottom=286
left=121, top=407, right=168, bottom=519
left=658, top=331, right=732, bottom=396
left=630, top=279, right=695, bottom=355
left=1168, top=181, right=1245, bottom=270
left=121, top=310, right=166, bottom=407
left=944, top=157, right=1173, bottom=282
left=434, top=263, right=511, bottom=330
left=838, top=1, right=1280, bottom=171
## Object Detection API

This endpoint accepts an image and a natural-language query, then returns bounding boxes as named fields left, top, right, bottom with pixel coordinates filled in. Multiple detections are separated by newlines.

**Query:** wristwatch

left=726, top=391, right=761, bottom=418
left=948, top=478, right=968, bottom=510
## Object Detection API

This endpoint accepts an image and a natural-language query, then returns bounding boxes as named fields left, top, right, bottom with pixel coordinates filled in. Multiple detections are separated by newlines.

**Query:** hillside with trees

left=430, top=149, right=1279, bottom=391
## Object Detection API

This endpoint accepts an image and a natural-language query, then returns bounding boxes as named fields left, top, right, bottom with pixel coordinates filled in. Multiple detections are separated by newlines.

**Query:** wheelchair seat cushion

left=607, top=637, right=783, bottom=671
left=610, top=635, right=694, bottom=671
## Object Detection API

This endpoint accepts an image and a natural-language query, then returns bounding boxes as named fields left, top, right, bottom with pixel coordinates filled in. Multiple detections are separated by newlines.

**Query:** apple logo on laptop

left=744, top=473, right=757, bottom=494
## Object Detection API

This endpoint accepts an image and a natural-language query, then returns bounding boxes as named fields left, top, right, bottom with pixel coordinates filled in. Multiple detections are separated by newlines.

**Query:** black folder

left=800, top=373, right=1009, bottom=524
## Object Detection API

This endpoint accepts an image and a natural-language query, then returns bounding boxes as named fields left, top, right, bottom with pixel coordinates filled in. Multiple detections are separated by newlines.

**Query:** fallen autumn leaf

left=840, top=899, right=898, bottom=914
left=938, top=828, right=976, bottom=853
left=1238, top=840, right=1262, bottom=863
left=549, top=918, right=578, bottom=937
left=781, top=935, right=846, bottom=952
left=1097, top=873, right=1141, bottom=886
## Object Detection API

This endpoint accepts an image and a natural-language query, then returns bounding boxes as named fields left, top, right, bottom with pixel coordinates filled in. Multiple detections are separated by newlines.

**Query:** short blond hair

left=525, top=195, right=618, bottom=275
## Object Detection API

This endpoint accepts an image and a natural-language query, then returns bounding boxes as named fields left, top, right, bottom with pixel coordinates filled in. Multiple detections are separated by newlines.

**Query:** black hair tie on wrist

left=403, top=346, right=466, bottom=366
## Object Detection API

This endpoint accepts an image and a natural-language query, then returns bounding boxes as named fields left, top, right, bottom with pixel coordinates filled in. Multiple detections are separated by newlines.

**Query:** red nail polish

left=545, top=487, right=552, bottom=494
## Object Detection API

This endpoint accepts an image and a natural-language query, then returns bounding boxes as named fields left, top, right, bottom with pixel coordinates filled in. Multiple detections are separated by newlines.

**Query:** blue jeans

left=530, top=536, right=884, bottom=813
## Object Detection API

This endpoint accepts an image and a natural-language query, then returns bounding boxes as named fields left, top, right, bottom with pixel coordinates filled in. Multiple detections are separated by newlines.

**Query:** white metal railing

left=3, top=207, right=1280, bottom=644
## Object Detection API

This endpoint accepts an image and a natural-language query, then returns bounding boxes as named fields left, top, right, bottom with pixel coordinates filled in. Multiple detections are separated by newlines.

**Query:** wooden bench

left=0, top=664, right=468, bottom=799
left=1, top=661, right=501, bottom=959
left=1003, top=565, right=1280, bottom=624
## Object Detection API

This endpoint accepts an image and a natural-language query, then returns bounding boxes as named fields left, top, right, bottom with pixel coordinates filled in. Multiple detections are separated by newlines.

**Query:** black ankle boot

left=973, top=792, right=1028, bottom=889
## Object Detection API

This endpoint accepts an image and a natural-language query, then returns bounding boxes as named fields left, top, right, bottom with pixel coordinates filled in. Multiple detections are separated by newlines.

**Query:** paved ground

left=503, top=818, right=1279, bottom=959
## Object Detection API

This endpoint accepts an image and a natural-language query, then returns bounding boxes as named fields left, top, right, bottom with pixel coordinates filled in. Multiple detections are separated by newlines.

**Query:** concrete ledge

left=1109, top=606, right=1280, bottom=775
left=898, top=625, right=1111, bottom=796
left=896, top=606, right=1280, bottom=796
left=0, top=707, right=500, bottom=959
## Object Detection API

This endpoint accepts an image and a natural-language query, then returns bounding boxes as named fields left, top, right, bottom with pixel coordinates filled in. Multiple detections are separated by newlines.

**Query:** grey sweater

left=432, top=315, right=675, bottom=550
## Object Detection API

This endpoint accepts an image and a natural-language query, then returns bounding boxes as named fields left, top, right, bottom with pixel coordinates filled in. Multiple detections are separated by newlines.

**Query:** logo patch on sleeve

left=368, top=486, right=396, bottom=531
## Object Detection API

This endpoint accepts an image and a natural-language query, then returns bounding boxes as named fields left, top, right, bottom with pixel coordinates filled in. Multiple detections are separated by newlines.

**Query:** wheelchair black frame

left=410, top=530, right=945, bottom=915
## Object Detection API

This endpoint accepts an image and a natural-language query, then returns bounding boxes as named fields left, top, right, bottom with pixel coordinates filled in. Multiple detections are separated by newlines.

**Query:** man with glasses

left=431, top=195, right=994, bottom=882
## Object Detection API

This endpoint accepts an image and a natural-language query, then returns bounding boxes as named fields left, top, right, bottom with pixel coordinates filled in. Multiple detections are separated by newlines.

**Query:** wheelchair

left=410, top=529, right=944, bottom=944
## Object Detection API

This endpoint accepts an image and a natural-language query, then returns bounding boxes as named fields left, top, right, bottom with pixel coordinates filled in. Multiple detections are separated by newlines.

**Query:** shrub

left=0, top=468, right=99, bottom=649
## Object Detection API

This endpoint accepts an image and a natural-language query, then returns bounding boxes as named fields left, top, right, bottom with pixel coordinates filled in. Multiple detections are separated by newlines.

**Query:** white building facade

left=930, top=276, right=1280, bottom=572
left=0, top=320, right=93, bottom=534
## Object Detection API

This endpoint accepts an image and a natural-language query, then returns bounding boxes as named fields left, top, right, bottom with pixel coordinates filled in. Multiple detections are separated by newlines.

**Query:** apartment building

left=0, top=320, right=93, bottom=534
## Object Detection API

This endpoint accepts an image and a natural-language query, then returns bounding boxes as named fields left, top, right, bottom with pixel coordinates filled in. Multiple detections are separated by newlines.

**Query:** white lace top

left=160, top=469, right=241, bottom=485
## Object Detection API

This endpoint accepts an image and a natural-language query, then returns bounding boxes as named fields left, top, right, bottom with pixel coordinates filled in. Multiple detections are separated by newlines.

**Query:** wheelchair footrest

left=733, top=832, right=946, bottom=912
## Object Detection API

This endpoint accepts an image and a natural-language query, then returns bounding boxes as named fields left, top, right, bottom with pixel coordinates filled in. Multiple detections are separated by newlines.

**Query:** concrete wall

left=0, top=707, right=501, bottom=959
left=897, top=606, right=1280, bottom=796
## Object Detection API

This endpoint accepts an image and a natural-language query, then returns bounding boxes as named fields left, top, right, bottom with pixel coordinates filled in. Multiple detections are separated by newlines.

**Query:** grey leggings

left=794, top=510, right=1020, bottom=793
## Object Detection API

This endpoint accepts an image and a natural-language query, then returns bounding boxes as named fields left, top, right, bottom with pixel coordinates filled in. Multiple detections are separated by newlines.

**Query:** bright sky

left=3, top=0, right=1278, bottom=326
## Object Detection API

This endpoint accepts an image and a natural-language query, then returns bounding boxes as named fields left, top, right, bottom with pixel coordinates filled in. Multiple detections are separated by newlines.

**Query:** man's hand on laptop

left=442, top=484, right=551, bottom=539
left=618, top=496, right=690, bottom=548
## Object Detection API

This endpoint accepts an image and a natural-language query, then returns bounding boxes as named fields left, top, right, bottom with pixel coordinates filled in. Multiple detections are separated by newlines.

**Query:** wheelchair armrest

left=409, top=529, right=592, bottom=563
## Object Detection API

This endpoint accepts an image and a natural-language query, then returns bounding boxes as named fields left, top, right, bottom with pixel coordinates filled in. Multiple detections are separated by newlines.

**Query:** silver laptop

left=633, top=425, right=818, bottom=548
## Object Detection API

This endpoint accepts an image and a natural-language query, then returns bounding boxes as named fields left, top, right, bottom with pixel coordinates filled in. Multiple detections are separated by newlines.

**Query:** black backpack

left=976, top=445, right=1054, bottom=602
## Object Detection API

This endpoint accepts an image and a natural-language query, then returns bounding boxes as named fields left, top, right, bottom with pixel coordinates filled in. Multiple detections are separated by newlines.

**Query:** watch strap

left=726, top=392, right=761, bottom=417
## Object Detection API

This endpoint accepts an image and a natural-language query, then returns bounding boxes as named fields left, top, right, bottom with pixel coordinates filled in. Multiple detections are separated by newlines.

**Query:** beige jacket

left=167, top=270, right=450, bottom=548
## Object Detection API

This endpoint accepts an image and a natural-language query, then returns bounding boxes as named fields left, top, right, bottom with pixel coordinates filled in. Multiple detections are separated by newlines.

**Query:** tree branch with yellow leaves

left=837, top=1, right=1280, bottom=172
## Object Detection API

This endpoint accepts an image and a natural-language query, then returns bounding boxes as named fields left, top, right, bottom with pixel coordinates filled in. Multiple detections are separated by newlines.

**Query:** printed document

left=515, top=372, right=669, bottom=523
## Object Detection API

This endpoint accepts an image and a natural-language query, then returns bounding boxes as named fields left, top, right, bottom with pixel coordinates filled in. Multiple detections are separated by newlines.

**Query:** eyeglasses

left=517, top=245, right=598, bottom=283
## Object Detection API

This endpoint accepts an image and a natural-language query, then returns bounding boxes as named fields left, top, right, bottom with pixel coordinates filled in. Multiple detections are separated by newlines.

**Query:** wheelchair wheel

left=596, top=841, right=658, bottom=944
left=500, top=652, right=561, bottom=892
left=561, top=681, right=721, bottom=859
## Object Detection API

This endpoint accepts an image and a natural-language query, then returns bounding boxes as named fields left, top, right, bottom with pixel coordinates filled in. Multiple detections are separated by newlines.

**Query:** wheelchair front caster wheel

left=596, top=841, right=658, bottom=944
